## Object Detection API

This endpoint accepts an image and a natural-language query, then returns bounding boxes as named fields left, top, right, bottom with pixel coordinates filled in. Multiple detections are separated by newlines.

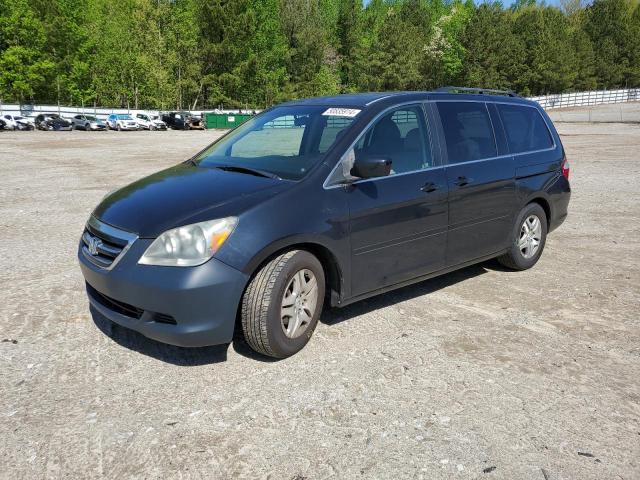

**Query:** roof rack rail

left=436, top=86, right=520, bottom=97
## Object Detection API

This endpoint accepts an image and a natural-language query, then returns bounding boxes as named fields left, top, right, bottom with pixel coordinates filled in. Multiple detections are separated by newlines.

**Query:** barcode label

left=322, top=108, right=361, bottom=118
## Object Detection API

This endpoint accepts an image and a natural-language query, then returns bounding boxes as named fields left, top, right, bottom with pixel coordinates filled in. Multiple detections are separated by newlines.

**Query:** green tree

left=336, top=0, right=363, bottom=90
left=585, top=0, right=635, bottom=88
left=0, top=0, right=54, bottom=103
left=459, top=4, right=525, bottom=93
left=279, top=0, right=340, bottom=99
left=513, top=7, right=577, bottom=95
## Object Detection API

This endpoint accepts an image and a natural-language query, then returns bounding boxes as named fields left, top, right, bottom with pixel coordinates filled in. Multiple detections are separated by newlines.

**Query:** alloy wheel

left=280, top=269, right=318, bottom=339
left=518, top=214, right=542, bottom=259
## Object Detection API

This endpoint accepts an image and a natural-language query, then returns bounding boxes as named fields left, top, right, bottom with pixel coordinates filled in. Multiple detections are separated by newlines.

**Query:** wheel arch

left=526, top=196, right=552, bottom=230
left=242, top=240, right=345, bottom=307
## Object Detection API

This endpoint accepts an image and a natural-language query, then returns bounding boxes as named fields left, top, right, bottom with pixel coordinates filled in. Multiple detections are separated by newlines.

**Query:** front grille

left=81, top=229, right=125, bottom=268
left=80, top=216, right=136, bottom=270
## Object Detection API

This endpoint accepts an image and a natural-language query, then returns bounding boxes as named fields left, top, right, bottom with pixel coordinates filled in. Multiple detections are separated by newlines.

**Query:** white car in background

left=106, top=114, right=139, bottom=131
left=134, top=113, right=167, bottom=130
left=2, top=114, right=35, bottom=130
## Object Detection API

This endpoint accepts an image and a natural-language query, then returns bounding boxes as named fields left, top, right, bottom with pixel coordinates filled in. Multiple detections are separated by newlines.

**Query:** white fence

left=529, top=88, right=640, bottom=109
left=0, top=103, right=256, bottom=121
left=1, top=88, right=639, bottom=121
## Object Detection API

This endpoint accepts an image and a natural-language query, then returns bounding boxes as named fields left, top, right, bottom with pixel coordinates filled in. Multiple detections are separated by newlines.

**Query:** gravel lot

left=1, top=119, right=639, bottom=480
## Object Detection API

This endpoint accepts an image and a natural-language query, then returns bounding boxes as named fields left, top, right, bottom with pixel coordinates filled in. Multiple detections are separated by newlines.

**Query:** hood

left=93, top=163, right=289, bottom=237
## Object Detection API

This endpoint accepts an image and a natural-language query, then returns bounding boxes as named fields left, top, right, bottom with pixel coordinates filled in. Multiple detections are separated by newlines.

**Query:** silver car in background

left=71, top=115, right=106, bottom=131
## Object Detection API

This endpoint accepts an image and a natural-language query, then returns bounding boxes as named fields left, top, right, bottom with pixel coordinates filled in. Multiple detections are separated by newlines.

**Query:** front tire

left=497, top=203, right=547, bottom=270
left=240, top=250, right=325, bottom=358
left=117, top=123, right=122, bottom=131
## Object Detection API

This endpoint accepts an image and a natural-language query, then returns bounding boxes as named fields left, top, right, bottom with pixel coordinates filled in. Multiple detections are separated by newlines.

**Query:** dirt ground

left=1, top=119, right=639, bottom=480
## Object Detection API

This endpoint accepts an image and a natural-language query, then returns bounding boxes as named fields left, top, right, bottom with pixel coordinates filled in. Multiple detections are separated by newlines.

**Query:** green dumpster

left=204, top=113, right=253, bottom=129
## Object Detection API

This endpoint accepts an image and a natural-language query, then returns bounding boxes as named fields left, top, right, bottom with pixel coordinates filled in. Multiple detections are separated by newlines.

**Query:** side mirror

left=350, top=157, right=392, bottom=179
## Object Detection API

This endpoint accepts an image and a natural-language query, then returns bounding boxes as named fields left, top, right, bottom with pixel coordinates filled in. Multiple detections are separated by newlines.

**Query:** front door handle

left=420, top=182, right=438, bottom=193
left=454, top=176, right=472, bottom=187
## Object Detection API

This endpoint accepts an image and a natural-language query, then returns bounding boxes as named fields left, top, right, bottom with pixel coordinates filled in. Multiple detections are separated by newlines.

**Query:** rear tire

left=240, top=250, right=325, bottom=358
left=497, top=203, right=547, bottom=270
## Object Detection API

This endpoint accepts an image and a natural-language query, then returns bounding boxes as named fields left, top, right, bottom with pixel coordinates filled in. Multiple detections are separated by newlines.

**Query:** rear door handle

left=454, top=176, right=472, bottom=187
left=420, top=182, right=438, bottom=193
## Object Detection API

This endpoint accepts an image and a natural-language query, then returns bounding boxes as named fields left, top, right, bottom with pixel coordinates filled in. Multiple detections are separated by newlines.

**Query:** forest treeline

left=1, top=0, right=639, bottom=110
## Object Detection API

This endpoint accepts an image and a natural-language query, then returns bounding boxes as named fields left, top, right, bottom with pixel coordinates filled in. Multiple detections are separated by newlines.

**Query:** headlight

left=138, top=217, right=238, bottom=267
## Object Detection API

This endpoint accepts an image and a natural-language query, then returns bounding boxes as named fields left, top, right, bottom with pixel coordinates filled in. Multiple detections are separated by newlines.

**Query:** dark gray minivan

left=79, top=88, right=571, bottom=358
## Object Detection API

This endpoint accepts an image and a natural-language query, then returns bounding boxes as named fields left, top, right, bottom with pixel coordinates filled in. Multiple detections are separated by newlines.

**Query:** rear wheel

left=497, top=203, right=547, bottom=270
left=240, top=250, right=325, bottom=358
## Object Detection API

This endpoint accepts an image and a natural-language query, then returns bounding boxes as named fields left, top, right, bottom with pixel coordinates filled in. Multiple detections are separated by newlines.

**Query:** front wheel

left=240, top=250, right=325, bottom=358
left=117, top=124, right=122, bottom=131
left=497, top=203, right=547, bottom=270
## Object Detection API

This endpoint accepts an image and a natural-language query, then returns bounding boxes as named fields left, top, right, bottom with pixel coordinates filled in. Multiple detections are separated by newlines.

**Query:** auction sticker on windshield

left=322, top=108, right=361, bottom=117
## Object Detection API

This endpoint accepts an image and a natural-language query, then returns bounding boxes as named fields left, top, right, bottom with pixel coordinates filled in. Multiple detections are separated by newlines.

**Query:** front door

left=342, top=105, right=449, bottom=297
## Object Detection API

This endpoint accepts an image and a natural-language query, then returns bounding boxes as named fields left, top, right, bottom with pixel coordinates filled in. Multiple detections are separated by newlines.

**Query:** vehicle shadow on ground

left=320, top=260, right=500, bottom=326
left=90, top=305, right=229, bottom=366
left=92, top=260, right=501, bottom=365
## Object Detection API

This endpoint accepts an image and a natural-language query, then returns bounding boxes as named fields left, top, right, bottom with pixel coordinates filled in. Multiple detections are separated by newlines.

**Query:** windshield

left=193, top=106, right=359, bottom=180
left=117, top=114, right=133, bottom=120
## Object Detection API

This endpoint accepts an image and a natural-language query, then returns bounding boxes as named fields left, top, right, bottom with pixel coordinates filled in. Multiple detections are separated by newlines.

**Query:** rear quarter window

left=497, top=104, right=554, bottom=154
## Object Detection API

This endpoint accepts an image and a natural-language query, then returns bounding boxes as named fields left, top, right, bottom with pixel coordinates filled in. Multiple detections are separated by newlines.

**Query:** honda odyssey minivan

left=79, top=88, right=571, bottom=358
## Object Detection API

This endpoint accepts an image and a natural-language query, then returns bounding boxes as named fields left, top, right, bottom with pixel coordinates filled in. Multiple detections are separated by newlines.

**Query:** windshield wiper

left=214, top=165, right=281, bottom=180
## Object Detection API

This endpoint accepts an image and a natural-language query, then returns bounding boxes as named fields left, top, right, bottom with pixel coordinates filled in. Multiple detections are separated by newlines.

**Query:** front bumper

left=79, top=237, right=249, bottom=347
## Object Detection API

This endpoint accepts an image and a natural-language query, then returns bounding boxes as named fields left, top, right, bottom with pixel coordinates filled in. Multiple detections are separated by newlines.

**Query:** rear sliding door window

left=436, top=102, right=497, bottom=164
left=497, top=104, right=554, bottom=154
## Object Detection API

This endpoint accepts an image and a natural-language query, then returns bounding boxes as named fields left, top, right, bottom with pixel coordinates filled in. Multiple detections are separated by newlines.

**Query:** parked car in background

left=0, top=118, right=6, bottom=130
left=106, top=114, right=139, bottom=131
left=72, top=115, right=106, bottom=131
left=134, top=113, right=167, bottom=130
left=161, top=111, right=203, bottom=130
left=78, top=88, right=571, bottom=359
left=35, top=113, right=72, bottom=131
left=2, top=114, right=35, bottom=130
